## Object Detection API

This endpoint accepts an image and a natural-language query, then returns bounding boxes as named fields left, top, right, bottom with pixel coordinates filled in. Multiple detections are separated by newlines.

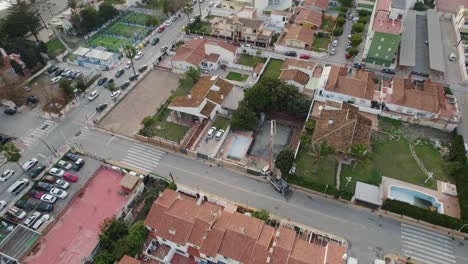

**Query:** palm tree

left=1, top=142, right=27, bottom=173
left=124, top=45, right=137, bottom=76
left=312, top=141, right=336, bottom=164
left=349, top=143, right=368, bottom=168
left=183, top=4, right=193, bottom=26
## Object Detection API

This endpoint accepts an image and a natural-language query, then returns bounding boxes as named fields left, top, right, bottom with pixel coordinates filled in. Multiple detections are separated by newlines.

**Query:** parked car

left=157, top=26, right=165, bottom=33
left=88, top=90, right=99, bottom=101
left=28, top=165, right=45, bottom=178
left=29, top=190, right=45, bottom=199
left=208, top=1, right=215, bottom=7
left=63, top=172, right=78, bottom=182
left=329, top=48, right=336, bottom=55
left=332, top=40, right=338, bottom=47
left=50, top=188, right=68, bottom=199
left=49, top=168, right=65, bottom=177
left=57, top=160, right=73, bottom=170
left=0, top=133, right=12, bottom=145
left=134, top=51, right=144, bottom=60
left=96, top=103, right=108, bottom=112
left=150, top=37, right=160, bottom=45
left=125, top=60, right=133, bottom=69
left=55, top=69, right=64, bottom=76
left=115, top=69, right=125, bottom=78
left=215, top=129, right=225, bottom=141
left=449, top=53, right=456, bottom=61
left=160, top=46, right=168, bottom=52
left=129, top=74, right=139, bottom=81
left=27, top=95, right=39, bottom=105
left=51, top=76, right=62, bottom=84
left=381, top=68, right=395, bottom=75
left=285, top=51, right=297, bottom=57
left=108, top=78, right=114, bottom=84
left=40, top=194, right=57, bottom=204
left=43, top=175, right=56, bottom=183
left=55, top=179, right=70, bottom=189
left=207, top=127, right=216, bottom=139
left=0, top=169, right=15, bottom=182
left=47, top=66, right=58, bottom=74
left=22, top=158, right=38, bottom=171
left=120, top=81, right=131, bottom=90
left=97, top=77, right=108, bottom=86
left=111, top=91, right=121, bottom=98
left=32, top=214, right=50, bottom=230
left=35, top=203, right=54, bottom=212
left=299, top=54, right=310, bottom=60
left=138, top=65, right=148, bottom=73
left=36, top=181, right=53, bottom=191
left=0, top=201, right=7, bottom=211
left=4, top=108, right=17, bottom=115
left=64, top=153, right=85, bottom=169
left=7, top=207, right=27, bottom=220
left=14, top=200, right=34, bottom=211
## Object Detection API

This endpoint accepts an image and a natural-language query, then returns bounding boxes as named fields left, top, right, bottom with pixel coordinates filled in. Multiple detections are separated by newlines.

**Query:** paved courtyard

left=99, top=70, right=179, bottom=136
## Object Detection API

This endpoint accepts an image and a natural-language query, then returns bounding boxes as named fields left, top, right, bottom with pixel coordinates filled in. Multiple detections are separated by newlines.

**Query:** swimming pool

left=227, top=135, right=252, bottom=160
left=388, top=185, right=444, bottom=213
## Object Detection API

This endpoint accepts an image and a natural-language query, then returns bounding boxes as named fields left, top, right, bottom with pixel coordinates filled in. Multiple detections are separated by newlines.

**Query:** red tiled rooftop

left=276, top=226, right=297, bottom=250
left=218, top=229, right=256, bottom=263
left=289, top=239, right=326, bottom=264
left=200, top=228, right=225, bottom=258
left=372, top=0, right=402, bottom=34
left=118, top=255, right=141, bottom=264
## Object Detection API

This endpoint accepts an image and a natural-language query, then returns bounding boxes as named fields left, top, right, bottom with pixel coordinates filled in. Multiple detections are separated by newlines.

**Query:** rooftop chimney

left=169, top=227, right=176, bottom=235
left=239, top=227, right=245, bottom=234
left=328, top=119, right=334, bottom=127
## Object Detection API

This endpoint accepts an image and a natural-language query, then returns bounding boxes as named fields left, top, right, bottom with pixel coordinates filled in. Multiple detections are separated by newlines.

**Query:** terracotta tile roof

left=288, top=239, right=326, bottom=264
left=238, top=17, right=264, bottom=29
left=154, top=211, right=194, bottom=245
left=254, top=63, right=265, bottom=74
left=188, top=219, right=210, bottom=246
left=218, top=211, right=265, bottom=239
left=257, top=225, right=275, bottom=247
left=312, top=103, right=373, bottom=153
left=388, top=78, right=444, bottom=113
left=271, top=9, right=293, bottom=17
left=218, top=229, right=256, bottom=263
left=172, top=38, right=206, bottom=66
left=206, top=53, right=220, bottom=62
left=249, top=243, right=271, bottom=264
left=155, top=188, right=180, bottom=208
left=187, top=246, right=200, bottom=258
left=200, top=228, right=225, bottom=258
left=169, top=76, right=233, bottom=108
left=326, top=242, right=347, bottom=264
left=144, top=203, right=167, bottom=229
left=275, top=226, right=297, bottom=250
left=200, top=101, right=216, bottom=117
left=213, top=211, right=234, bottom=231
left=215, top=41, right=237, bottom=53
left=303, top=0, right=329, bottom=10
left=295, top=7, right=323, bottom=27
left=325, top=66, right=377, bottom=100
left=270, top=247, right=291, bottom=264
left=280, top=69, right=310, bottom=85
left=118, top=255, right=140, bottom=264
left=281, top=58, right=316, bottom=72
left=284, top=24, right=315, bottom=46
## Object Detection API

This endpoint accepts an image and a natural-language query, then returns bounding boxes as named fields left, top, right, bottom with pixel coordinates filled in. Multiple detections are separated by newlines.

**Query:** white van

left=8, top=179, right=29, bottom=195
left=32, top=214, right=50, bottom=230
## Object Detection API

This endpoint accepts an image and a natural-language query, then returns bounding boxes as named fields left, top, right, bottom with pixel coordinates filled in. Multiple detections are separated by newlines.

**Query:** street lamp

left=458, top=224, right=468, bottom=232
left=424, top=172, right=433, bottom=184
left=345, top=177, right=352, bottom=188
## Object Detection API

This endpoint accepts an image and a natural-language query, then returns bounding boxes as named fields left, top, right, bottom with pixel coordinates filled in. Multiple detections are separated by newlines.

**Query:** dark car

left=36, top=181, right=53, bottom=192
left=120, top=81, right=130, bottom=90
left=115, top=69, right=125, bottom=78
left=285, top=51, right=297, bottom=57
left=14, top=200, right=34, bottom=211
left=382, top=68, right=395, bottom=75
left=0, top=133, right=11, bottom=145
left=352, top=63, right=365, bottom=69
left=138, top=65, right=148, bottom=73
left=96, top=103, right=108, bottom=112
left=129, top=74, right=139, bottom=81
left=47, top=66, right=58, bottom=74
left=35, top=203, right=54, bottom=212
left=108, top=78, right=114, bottom=84
left=55, top=69, right=64, bottom=76
left=27, top=95, right=39, bottom=105
left=29, top=190, right=45, bottom=199
left=151, top=37, right=160, bottom=45
left=4, top=108, right=17, bottom=115
left=97, top=77, right=108, bottom=86
left=64, top=153, right=80, bottom=161
left=28, top=165, right=45, bottom=178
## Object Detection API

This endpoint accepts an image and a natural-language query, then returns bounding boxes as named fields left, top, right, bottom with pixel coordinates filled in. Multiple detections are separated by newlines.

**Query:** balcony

left=144, top=239, right=175, bottom=263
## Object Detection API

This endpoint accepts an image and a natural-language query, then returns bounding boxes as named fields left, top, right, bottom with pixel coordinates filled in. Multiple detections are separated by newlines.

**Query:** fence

left=134, top=134, right=180, bottom=152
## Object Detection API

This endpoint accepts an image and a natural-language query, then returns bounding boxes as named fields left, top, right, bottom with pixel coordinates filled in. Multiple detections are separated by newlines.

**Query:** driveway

left=99, top=70, right=179, bottom=136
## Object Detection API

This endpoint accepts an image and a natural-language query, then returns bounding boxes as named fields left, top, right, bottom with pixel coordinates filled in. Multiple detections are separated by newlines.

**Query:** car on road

left=49, top=168, right=65, bottom=177
left=332, top=40, right=338, bottom=47
left=125, top=60, right=133, bottom=69
left=285, top=51, right=297, bottom=57
left=352, top=63, right=365, bottom=69
left=0, top=169, right=14, bottom=182
left=120, top=81, right=131, bottom=90
left=24, top=212, right=41, bottom=227
left=381, top=68, right=395, bottom=75
left=157, top=26, right=165, bottom=33
left=57, top=160, right=73, bottom=170
left=28, top=165, right=45, bottom=178
left=138, top=65, right=148, bottom=73
left=55, top=179, right=70, bottom=189
left=134, top=51, right=144, bottom=60
left=207, top=127, right=216, bottom=139
left=115, top=68, right=125, bottom=78
left=129, top=74, right=139, bottom=81
left=329, top=48, right=336, bottom=55
left=111, top=90, right=121, bottom=98
left=63, top=153, right=85, bottom=169
left=40, top=194, right=57, bottom=204
left=449, top=53, right=456, bottom=61
left=35, top=203, right=54, bottom=212
left=3, top=107, right=16, bottom=115
left=27, top=95, right=39, bottom=105
left=63, top=172, right=78, bottom=182
left=0, top=200, right=7, bottom=211
left=88, top=90, right=99, bottom=101
left=151, top=37, right=160, bottom=45
left=299, top=54, right=310, bottom=60
left=51, top=76, right=62, bottom=84
left=97, top=77, right=108, bottom=86
left=96, top=103, right=108, bottom=112
left=22, top=158, right=38, bottom=171
left=0, top=133, right=11, bottom=145
left=14, top=200, right=34, bottom=211
left=47, top=66, right=58, bottom=74
left=160, top=46, right=168, bottom=53
left=32, top=214, right=50, bottom=230
left=29, top=190, right=45, bottom=199
left=50, top=188, right=68, bottom=199
left=208, top=1, right=215, bottom=7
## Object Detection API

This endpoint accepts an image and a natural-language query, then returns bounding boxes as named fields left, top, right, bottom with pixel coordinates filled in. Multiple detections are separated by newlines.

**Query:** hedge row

left=287, top=176, right=353, bottom=201
left=382, top=199, right=468, bottom=233
left=450, top=135, right=468, bottom=220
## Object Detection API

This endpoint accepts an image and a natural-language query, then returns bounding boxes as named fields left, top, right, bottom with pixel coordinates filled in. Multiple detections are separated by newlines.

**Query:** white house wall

left=172, top=61, right=197, bottom=71
left=316, top=89, right=372, bottom=107
left=205, top=44, right=236, bottom=65
left=169, top=101, right=207, bottom=118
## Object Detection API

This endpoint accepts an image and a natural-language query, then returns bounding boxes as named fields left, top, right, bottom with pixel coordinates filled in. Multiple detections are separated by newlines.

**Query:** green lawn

left=226, top=71, right=249, bottom=82
left=89, top=35, right=133, bottom=52
left=366, top=32, right=400, bottom=67
left=320, top=17, right=335, bottom=32
left=212, top=115, right=230, bottom=130
left=415, top=144, right=452, bottom=183
left=341, top=140, right=440, bottom=193
left=295, top=150, right=337, bottom=186
left=358, top=3, right=375, bottom=9
left=108, top=23, right=148, bottom=38
left=312, top=37, right=331, bottom=51
left=189, top=21, right=212, bottom=34
left=237, top=54, right=267, bottom=67
left=150, top=121, right=189, bottom=143
left=260, top=59, right=283, bottom=79
left=124, top=12, right=154, bottom=25
left=47, top=38, right=66, bottom=57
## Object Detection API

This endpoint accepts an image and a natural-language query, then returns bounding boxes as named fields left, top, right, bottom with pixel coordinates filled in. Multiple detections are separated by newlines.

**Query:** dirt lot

left=99, top=70, right=179, bottom=136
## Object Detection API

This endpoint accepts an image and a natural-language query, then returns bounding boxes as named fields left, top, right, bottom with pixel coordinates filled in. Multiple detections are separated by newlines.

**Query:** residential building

left=280, top=69, right=310, bottom=91
left=73, top=47, right=118, bottom=70
left=49, top=8, right=75, bottom=33
left=435, top=0, right=468, bottom=14
left=302, top=0, right=329, bottom=12
left=254, top=0, right=293, bottom=13
left=117, top=255, right=140, bottom=264
left=236, top=6, right=257, bottom=19
left=143, top=188, right=349, bottom=264
left=280, top=58, right=316, bottom=76
left=280, top=58, right=320, bottom=95
left=168, top=76, right=233, bottom=121
left=312, top=103, right=373, bottom=153
left=270, top=9, right=292, bottom=24
left=0, top=48, right=28, bottom=85
left=211, top=16, right=273, bottom=47
left=281, top=24, right=315, bottom=50
left=452, top=6, right=468, bottom=82
left=171, top=39, right=237, bottom=72
left=294, top=7, right=323, bottom=29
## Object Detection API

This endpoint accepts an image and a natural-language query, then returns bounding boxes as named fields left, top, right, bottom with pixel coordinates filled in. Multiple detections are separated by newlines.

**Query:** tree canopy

left=275, top=148, right=295, bottom=177
left=231, top=103, right=257, bottom=131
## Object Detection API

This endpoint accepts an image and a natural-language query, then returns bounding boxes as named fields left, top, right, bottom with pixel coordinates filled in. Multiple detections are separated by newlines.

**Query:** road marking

left=106, top=136, right=114, bottom=145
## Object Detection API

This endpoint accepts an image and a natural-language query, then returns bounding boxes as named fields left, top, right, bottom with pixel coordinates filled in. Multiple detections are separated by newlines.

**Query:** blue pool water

left=227, top=135, right=252, bottom=160
left=389, top=185, right=443, bottom=213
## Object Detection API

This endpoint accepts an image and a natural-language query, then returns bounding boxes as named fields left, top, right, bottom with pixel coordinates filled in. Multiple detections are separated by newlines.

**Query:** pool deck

left=382, top=177, right=460, bottom=218
left=219, top=131, right=253, bottom=164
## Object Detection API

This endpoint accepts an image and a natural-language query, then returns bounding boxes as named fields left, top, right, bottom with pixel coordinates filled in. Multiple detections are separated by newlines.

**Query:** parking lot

left=99, top=70, right=179, bottom=136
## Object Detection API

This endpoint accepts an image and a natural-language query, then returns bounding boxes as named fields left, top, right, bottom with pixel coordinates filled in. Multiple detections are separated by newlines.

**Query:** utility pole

left=269, top=120, right=276, bottom=172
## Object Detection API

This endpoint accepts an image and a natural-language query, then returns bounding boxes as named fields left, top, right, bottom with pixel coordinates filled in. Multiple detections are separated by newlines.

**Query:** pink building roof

left=372, top=0, right=402, bottom=35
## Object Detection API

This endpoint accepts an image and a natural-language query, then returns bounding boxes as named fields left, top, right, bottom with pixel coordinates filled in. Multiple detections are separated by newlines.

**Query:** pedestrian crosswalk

left=120, top=143, right=166, bottom=173
left=20, top=120, right=56, bottom=148
left=70, top=107, right=96, bottom=124
left=401, top=223, right=456, bottom=264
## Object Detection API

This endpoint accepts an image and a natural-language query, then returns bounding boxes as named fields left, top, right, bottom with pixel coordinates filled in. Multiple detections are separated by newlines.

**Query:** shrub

left=358, top=9, right=370, bottom=17
left=252, top=209, right=270, bottom=222
left=336, top=16, right=346, bottom=27
left=351, top=23, right=365, bottom=34
left=333, top=27, right=343, bottom=36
